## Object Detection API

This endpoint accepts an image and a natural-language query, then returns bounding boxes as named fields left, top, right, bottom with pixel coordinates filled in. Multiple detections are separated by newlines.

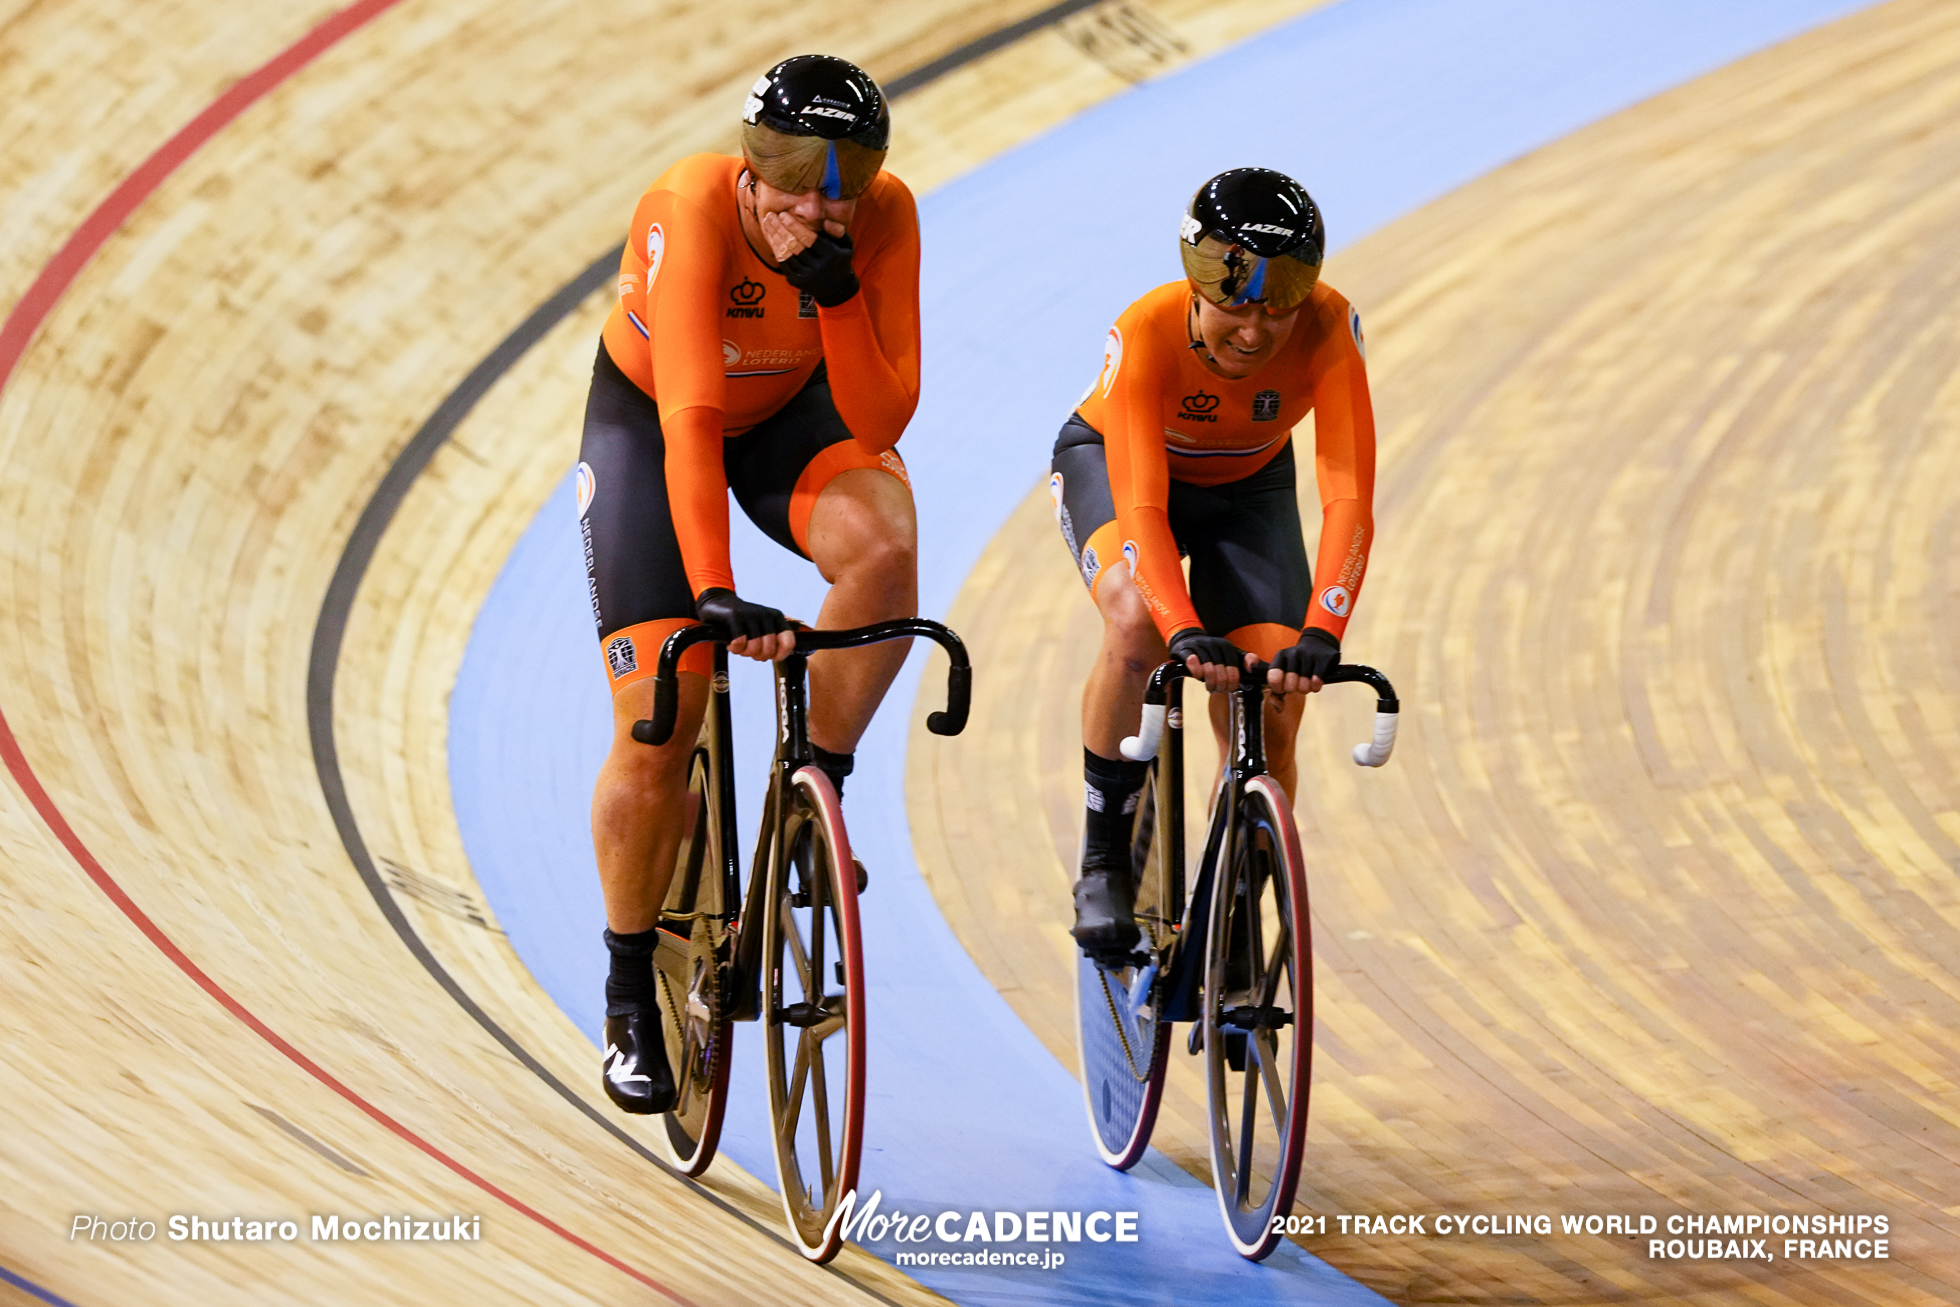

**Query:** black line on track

left=883, top=0, right=1103, bottom=96
left=305, top=5, right=1097, bottom=1296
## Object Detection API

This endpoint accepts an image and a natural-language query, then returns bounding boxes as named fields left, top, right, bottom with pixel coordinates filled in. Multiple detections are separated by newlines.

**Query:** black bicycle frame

left=1137, top=657, right=1396, bottom=1022
left=632, top=618, right=971, bottom=1023
left=1153, top=662, right=1272, bottom=1023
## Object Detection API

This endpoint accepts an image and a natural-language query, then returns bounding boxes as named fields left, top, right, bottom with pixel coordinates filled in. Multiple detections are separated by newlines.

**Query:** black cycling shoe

left=1071, top=861, right=1141, bottom=966
left=601, top=1008, right=676, bottom=1115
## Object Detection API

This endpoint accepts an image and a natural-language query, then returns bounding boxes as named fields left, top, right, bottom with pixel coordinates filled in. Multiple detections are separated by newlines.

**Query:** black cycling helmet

left=741, top=55, right=890, bottom=200
left=1179, top=168, right=1325, bottom=313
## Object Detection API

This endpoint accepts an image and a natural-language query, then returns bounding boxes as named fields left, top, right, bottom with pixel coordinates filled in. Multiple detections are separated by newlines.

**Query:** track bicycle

left=635, top=617, right=970, bottom=1263
left=1076, top=656, right=1398, bottom=1260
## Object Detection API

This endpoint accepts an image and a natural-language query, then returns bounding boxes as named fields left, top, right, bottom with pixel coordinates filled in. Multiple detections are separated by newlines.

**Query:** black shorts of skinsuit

left=578, top=341, right=883, bottom=642
left=1048, top=412, right=1310, bottom=637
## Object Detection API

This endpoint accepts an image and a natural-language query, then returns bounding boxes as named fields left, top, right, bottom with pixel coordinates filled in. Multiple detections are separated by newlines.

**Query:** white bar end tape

left=1351, top=710, right=1398, bottom=768
left=1120, top=704, right=1167, bottom=762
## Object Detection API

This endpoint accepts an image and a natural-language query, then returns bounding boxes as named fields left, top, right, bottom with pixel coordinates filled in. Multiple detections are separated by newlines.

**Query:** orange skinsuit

left=601, top=153, right=921, bottom=597
left=1075, top=280, right=1376, bottom=647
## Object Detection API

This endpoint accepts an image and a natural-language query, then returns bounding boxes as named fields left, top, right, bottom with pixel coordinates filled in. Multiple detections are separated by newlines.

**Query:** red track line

left=0, top=7, right=694, bottom=1302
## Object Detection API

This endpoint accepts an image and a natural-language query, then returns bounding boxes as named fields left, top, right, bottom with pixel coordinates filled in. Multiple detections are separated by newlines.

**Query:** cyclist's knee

left=1096, top=572, right=1161, bottom=669
left=603, top=737, right=689, bottom=796
left=603, top=677, right=701, bottom=777
left=850, top=524, right=917, bottom=588
left=810, top=472, right=917, bottom=590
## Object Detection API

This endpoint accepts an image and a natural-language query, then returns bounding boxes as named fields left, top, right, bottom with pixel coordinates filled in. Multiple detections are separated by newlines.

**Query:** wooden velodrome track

left=912, top=0, right=1960, bottom=1303
left=1, top=5, right=1955, bottom=1307
left=0, top=1, right=1330, bottom=1305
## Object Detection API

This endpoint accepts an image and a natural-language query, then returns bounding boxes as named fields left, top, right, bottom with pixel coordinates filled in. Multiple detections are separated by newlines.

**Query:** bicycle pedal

left=1188, top=1023, right=1203, bottom=1057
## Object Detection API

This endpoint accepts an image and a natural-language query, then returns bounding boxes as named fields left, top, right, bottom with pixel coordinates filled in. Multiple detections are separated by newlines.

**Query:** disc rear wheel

left=1202, top=773, right=1311, bottom=1260
left=763, top=767, right=865, bottom=1262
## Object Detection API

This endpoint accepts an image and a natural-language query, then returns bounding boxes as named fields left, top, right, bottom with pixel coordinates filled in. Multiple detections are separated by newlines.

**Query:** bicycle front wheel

left=762, top=766, right=866, bottom=1263
left=1202, top=773, right=1312, bottom=1260
left=1076, top=772, right=1170, bottom=1168
left=655, top=743, right=731, bottom=1176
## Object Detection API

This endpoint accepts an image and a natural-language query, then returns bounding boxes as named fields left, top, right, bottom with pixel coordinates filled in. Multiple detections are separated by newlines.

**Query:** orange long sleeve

left=1302, top=343, right=1376, bottom=641
left=816, top=182, right=920, bottom=453
left=1102, top=323, right=1206, bottom=641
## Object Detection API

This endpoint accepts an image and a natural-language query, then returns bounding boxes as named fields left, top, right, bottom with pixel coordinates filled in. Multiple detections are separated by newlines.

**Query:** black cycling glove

left=779, top=232, right=859, bottom=308
left=1168, top=629, right=1243, bottom=675
left=1272, top=627, right=1341, bottom=682
left=694, top=588, right=789, bottom=642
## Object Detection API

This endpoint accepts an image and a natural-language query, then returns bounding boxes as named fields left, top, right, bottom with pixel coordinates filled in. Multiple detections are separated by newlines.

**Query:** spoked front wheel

left=763, top=766, right=866, bottom=1263
left=1202, top=773, right=1312, bottom=1260
left=655, top=744, right=731, bottom=1175
left=1076, top=773, right=1170, bottom=1168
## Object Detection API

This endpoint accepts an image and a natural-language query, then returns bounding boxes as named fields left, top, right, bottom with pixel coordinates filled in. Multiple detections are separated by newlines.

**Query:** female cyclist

left=1050, top=167, right=1377, bottom=964
left=580, top=55, right=920, bottom=1112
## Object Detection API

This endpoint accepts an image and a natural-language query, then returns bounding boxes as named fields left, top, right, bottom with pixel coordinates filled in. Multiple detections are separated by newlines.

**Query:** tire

left=762, top=766, right=866, bottom=1263
left=654, top=745, right=731, bottom=1176
left=1076, top=772, right=1170, bottom=1168
left=1202, top=773, right=1312, bottom=1260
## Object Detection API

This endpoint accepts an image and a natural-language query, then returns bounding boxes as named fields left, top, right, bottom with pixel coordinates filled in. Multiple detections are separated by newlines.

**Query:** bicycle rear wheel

left=1076, top=772, right=1170, bottom=1168
left=763, top=766, right=866, bottom=1263
left=1202, top=773, right=1311, bottom=1260
left=654, top=744, right=731, bottom=1175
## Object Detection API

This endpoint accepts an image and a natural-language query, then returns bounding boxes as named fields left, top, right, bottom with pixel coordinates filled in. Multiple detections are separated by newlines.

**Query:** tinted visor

left=741, top=121, right=886, bottom=200
left=1181, top=233, right=1321, bottom=313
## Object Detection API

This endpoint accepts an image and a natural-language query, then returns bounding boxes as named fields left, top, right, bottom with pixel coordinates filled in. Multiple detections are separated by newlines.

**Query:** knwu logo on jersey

left=1178, top=389, right=1221, bottom=423
left=728, top=279, right=766, bottom=318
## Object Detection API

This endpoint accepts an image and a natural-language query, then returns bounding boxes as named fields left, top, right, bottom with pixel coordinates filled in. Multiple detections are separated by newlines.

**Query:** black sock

left=811, top=744, right=854, bottom=799
left=603, top=927, right=660, bottom=1016
left=1083, top=747, right=1149, bottom=869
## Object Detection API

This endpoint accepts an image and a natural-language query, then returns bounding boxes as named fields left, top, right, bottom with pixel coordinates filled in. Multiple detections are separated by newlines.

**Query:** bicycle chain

left=1097, top=968, right=1153, bottom=1083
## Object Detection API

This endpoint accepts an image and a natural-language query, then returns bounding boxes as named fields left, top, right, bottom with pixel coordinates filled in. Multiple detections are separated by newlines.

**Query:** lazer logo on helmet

left=802, top=105, right=857, bottom=120
left=1178, top=390, right=1221, bottom=423
left=727, top=278, right=766, bottom=318
left=1240, top=223, right=1295, bottom=237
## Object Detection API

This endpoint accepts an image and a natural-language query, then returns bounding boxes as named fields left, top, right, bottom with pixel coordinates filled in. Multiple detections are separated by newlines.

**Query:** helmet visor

left=741, top=121, right=886, bottom=200
left=1181, top=233, right=1321, bottom=313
